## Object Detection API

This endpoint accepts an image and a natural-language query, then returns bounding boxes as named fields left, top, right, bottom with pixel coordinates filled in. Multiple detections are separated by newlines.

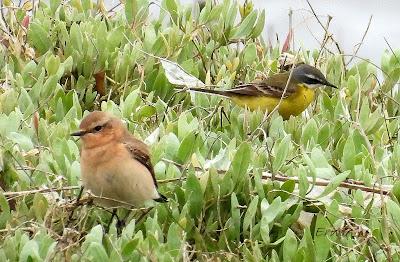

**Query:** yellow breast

left=230, top=84, right=315, bottom=119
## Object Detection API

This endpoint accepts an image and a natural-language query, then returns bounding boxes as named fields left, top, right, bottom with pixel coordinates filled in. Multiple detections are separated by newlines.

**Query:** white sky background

left=258, top=0, right=400, bottom=66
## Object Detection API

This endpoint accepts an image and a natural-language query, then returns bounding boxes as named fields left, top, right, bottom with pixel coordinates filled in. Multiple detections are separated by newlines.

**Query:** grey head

left=291, top=64, right=337, bottom=89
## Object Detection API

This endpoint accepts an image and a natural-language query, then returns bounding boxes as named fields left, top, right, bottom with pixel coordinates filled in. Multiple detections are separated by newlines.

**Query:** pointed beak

left=324, top=81, right=337, bottom=89
left=70, top=130, right=86, bottom=137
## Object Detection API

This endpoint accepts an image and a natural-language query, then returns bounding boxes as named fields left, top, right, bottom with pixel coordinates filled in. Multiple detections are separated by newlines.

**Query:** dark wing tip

left=154, top=193, right=168, bottom=203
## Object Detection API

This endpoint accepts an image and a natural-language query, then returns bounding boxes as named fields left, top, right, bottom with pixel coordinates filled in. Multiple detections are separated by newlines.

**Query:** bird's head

left=71, top=111, right=126, bottom=149
left=291, top=64, right=337, bottom=89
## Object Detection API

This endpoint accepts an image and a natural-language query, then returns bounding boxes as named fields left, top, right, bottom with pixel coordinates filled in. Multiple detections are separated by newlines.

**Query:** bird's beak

left=324, top=81, right=338, bottom=89
left=70, top=130, right=86, bottom=137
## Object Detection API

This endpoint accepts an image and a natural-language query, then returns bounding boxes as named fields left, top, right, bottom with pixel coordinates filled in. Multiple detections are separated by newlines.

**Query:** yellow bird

left=186, top=64, right=337, bottom=119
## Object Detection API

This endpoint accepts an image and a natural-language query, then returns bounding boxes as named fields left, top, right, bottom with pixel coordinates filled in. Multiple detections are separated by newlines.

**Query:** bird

left=71, top=111, right=167, bottom=209
left=183, top=64, right=337, bottom=119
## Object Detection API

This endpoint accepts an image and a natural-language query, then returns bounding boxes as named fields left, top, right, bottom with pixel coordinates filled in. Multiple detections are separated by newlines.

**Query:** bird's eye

left=94, top=125, right=102, bottom=132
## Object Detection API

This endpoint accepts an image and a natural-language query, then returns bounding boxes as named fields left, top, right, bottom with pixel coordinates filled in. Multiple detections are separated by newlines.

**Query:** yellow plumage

left=231, top=84, right=315, bottom=119
left=183, top=64, right=336, bottom=119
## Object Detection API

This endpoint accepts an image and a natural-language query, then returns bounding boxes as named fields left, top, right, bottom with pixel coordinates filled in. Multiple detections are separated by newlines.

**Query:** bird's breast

left=230, top=84, right=315, bottom=119
left=79, top=143, right=159, bottom=207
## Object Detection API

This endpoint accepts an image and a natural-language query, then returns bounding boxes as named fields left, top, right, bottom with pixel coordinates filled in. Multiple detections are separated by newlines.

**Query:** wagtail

left=183, top=64, right=337, bottom=119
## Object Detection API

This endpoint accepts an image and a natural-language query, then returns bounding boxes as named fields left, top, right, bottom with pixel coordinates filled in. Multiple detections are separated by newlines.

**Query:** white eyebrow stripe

left=304, top=73, right=319, bottom=80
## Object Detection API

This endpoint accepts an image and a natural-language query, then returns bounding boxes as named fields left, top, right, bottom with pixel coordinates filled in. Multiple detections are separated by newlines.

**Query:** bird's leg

left=220, top=106, right=231, bottom=128
left=105, top=209, right=117, bottom=234
left=75, top=186, right=84, bottom=203
left=115, top=210, right=131, bottom=235
left=68, top=186, right=84, bottom=221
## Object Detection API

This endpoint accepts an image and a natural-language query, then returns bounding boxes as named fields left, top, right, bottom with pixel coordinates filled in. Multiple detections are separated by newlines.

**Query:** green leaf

left=392, top=181, right=400, bottom=203
left=177, top=132, right=196, bottom=164
left=250, top=9, right=265, bottom=38
left=301, top=118, right=318, bottom=147
left=7, top=132, right=34, bottom=151
left=19, top=240, right=41, bottom=262
left=185, top=172, right=203, bottom=219
left=83, top=242, right=109, bottom=261
left=342, top=136, right=355, bottom=170
left=177, top=113, right=199, bottom=139
left=122, top=89, right=141, bottom=117
left=50, top=0, right=61, bottom=14
left=28, top=22, right=51, bottom=55
left=242, top=43, right=257, bottom=65
left=82, top=225, right=104, bottom=252
left=298, top=166, right=309, bottom=197
left=32, top=193, right=48, bottom=222
left=243, top=196, right=259, bottom=233
left=230, top=193, right=241, bottom=241
left=359, top=97, right=370, bottom=131
left=122, top=239, right=140, bottom=258
left=229, top=142, right=251, bottom=184
left=261, top=197, right=282, bottom=225
left=167, top=222, right=182, bottom=255
left=125, top=0, right=137, bottom=24
left=231, top=10, right=258, bottom=39
left=161, top=133, right=180, bottom=159
left=303, top=227, right=316, bottom=262
left=224, top=1, right=237, bottom=30
left=280, top=179, right=295, bottom=201
left=387, top=199, right=400, bottom=229
left=317, top=171, right=349, bottom=198
left=69, top=23, right=83, bottom=53
left=282, top=229, right=297, bottom=262
left=81, top=0, right=92, bottom=12
left=272, top=135, right=291, bottom=172
left=260, top=216, right=270, bottom=244
left=137, top=105, right=156, bottom=119
left=0, top=192, right=10, bottom=228
left=314, top=214, right=332, bottom=261
left=165, top=0, right=178, bottom=23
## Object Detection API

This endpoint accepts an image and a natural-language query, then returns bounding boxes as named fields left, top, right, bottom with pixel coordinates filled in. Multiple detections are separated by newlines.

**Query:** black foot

left=68, top=186, right=85, bottom=221
left=116, top=218, right=126, bottom=236
left=105, top=209, right=117, bottom=234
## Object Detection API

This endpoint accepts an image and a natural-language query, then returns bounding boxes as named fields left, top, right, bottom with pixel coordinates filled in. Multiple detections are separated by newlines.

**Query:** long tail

left=176, top=87, right=232, bottom=98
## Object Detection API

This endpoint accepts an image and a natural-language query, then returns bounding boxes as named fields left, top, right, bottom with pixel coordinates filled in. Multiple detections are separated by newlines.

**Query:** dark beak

left=324, top=81, right=337, bottom=89
left=70, top=130, right=86, bottom=137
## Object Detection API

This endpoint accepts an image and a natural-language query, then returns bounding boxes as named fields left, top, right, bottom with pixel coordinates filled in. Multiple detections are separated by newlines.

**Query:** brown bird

left=71, top=111, right=167, bottom=209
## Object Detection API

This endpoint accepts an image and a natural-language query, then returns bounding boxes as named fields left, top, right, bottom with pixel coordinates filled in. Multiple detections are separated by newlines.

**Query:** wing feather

left=122, top=137, right=159, bottom=188
left=225, top=73, right=298, bottom=99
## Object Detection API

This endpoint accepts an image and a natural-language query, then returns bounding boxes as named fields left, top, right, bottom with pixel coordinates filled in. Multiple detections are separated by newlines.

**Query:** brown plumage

left=71, top=111, right=167, bottom=208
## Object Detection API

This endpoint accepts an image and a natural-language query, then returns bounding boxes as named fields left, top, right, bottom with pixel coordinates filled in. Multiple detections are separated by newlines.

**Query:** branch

left=346, top=15, right=373, bottom=66
left=3, top=186, right=80, bottom=198
left=262, top=173, right=391, bottom=195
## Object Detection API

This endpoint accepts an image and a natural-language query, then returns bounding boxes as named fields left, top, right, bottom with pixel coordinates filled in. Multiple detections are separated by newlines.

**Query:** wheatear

left=71, top=111, right=167, bottom=208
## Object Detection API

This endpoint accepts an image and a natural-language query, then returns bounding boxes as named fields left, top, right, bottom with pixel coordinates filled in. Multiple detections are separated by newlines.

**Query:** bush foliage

left=1, top=0, right=400, bottom=261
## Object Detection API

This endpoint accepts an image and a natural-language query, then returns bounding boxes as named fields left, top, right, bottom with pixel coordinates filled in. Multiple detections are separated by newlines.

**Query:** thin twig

left=3, top=186, right=80, bottom=197
left=384, top=37, right=400, bottom=64
left=346, top=15, right=373, bottom=66
left=262, top=173, right=391, bottom=195
left=306, top=0, right=346, bottom=70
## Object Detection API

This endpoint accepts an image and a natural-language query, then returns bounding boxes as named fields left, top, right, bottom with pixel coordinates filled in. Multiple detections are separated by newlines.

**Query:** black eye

left=94, top=125, right=102, bottom=132
left=305, top=76, right=322, bottom=85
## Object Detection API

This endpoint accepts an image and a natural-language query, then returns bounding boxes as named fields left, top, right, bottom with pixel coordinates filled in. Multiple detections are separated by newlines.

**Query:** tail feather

left=154, top=193, right=168, bottom=203
left=179, top=87, right=232, bottom=98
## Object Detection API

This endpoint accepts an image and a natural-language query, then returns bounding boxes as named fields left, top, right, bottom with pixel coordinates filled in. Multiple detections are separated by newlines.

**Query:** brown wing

left=123, top=137, right=158, bottom=188
left=225, top=72, right=298, bottom=99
